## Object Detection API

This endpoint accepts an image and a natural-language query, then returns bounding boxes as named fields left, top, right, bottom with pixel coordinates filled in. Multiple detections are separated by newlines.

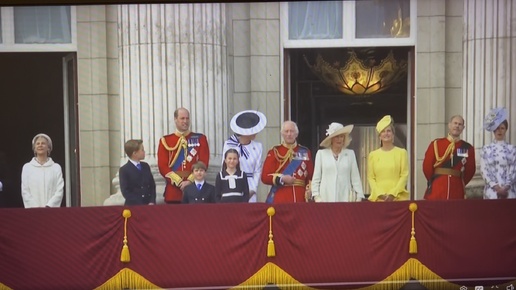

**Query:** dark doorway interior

left=0, top=52, right=67, bottom=208
left=289, top=47, right=410, bottom=154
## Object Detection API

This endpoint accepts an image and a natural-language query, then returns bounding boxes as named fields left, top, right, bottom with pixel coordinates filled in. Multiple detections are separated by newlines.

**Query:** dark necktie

left=197, top=183, right=202, bottom=191
left=136, top=163, right=142, bottom=171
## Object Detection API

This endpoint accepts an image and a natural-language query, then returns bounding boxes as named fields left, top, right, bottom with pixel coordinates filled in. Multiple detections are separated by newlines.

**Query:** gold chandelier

left=305, top=50, right=408, bottom=95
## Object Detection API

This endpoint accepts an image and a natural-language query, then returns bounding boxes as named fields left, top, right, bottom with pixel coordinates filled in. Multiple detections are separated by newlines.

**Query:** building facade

left=0, top=1, right=514, bottom=207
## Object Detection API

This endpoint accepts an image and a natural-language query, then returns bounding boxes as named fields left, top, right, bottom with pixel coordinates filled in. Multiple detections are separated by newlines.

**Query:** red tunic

left=422, top=136, right=476, bottom=200
left=261, top=143, right=314, bottom=203
left=157, top=131, right=210, bottom=202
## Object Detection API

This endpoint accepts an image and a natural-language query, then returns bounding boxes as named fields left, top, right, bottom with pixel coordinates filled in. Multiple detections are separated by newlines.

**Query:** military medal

left=189, top=137, right=199, bottom=147
left=457, top=148, right=468, bottom=157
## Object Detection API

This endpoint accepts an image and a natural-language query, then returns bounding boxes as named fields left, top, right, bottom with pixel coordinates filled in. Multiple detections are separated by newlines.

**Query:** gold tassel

left=121, top=209, right=132, bottom=263
left=267, top=207, right=276, bottom=257
left=409, top=203, right=418, bottom=254
left=121, top=244, right=130, bottom=263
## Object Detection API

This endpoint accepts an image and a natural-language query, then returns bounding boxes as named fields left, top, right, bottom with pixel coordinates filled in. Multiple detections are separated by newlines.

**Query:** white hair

left=281, top=120, right=299, bottom=134
left=32, top=133, right=53, bottom=156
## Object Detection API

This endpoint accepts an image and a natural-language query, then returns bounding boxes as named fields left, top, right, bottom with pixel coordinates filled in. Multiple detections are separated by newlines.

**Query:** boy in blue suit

left=119, top=139, right=156, bottom=206
left=182, top=161, right=216, bottom=204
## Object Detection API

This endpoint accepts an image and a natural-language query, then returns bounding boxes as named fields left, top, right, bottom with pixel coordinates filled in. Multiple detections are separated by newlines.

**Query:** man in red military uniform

left=423, top=115, right=476, bottom=200
left=157, top=108, right=210, bottom=203
left=262, top=121, right=314, bottom=203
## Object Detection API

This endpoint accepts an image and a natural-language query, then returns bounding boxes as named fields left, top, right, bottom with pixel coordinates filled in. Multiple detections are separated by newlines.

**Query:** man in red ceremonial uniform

left=157, top=108, right=210, bottom=203
left=423, top=115, right=476, bottom=200
left=262, top=121, right=314, bottom=203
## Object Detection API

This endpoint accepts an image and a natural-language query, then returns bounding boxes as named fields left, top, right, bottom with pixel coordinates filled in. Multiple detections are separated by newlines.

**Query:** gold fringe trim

left=409, top=203, right=418, bottom=254
left=94, top=268, right=160, bottom=290
left=121, top=209, right=131, bottom=263
left=4, top=259, right=516, bottom=289
left=234, top=258, right=516, bottom=290
left=0, top=282, right=13, bottom=290
left=267, top=207, right=276, bottom=257
left=358, top=258, right=475, bottom=290
left=233, top=262, right=317, bottom=289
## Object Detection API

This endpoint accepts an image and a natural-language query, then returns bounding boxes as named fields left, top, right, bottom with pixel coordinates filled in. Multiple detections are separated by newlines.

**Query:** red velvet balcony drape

left=0, top=200, right=515, bottom=289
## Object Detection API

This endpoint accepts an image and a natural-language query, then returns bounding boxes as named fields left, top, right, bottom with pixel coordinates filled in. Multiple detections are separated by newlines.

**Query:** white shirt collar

left=129, top=159, right=140, bottom=168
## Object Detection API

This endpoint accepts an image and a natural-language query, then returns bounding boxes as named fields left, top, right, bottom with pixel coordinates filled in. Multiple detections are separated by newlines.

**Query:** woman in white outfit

left=21, top=133, right=64, bottom=208
left=480, top=107, right=516, bottom=199
left=311, top=122, right=365, bottom=202
left=223, top=110, right=266, bottom=203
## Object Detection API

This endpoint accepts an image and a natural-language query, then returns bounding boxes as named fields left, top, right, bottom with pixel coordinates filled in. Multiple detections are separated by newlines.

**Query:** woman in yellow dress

left=367, top=115, right=409, bottom=202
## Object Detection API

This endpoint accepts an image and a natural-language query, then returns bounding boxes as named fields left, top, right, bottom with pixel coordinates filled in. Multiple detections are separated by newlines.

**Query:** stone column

left=105, top=3, right=228, bottom=205
left=415, top=0, right=449, bottom=199
left=463, top=0, right=516, bottom=197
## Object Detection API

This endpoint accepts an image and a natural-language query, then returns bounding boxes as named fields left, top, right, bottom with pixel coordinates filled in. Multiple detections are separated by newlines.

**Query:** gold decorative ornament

left=267, top=207, right=276, bottom=257
left=304, top=50, right=407, bottom=95
left=409, top=203, right=418, bottom=254
left=121, top=209, right=132, bottom=263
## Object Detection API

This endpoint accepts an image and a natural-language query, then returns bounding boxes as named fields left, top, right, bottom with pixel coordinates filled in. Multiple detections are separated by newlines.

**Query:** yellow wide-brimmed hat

left=376, top=115, right=393, bottom=134
left=319, top=122, right=354, bottom=148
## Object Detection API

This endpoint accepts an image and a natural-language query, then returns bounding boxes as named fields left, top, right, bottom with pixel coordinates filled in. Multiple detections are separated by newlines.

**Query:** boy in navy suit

left=119, top=139, right=156, bottom=206
left=182, top=161, right=216, bottom=204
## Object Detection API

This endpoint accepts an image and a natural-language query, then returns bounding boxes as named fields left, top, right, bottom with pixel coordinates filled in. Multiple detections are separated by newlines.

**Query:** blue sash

left=171, top=134, right=201, bottom=171
left=265, top=148, right=306, bottom=203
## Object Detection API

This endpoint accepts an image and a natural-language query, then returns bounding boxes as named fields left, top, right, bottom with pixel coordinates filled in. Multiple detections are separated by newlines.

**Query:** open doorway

left=0, top=52, right=78, bottom=208
left=287, top=47, right=412, bottom=196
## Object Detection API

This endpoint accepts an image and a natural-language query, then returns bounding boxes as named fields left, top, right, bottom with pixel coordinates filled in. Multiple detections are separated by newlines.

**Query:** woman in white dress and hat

left=223, top=110, right=267, bottom=202
left=480, top=107, right=516, bottom=199
left=311, top=122, right=365, bottom=202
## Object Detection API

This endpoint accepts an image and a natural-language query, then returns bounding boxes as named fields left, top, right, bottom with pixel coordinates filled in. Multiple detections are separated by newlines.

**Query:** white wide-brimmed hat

left=483, top=107, right=508, bottom=132
left=319, top=122, right=354, bottom=148
left=230, top=110, right=267, bottom=136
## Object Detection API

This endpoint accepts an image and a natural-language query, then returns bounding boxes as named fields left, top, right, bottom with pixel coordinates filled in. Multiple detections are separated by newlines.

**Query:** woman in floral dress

left=480, top=107, right=516, bottom=199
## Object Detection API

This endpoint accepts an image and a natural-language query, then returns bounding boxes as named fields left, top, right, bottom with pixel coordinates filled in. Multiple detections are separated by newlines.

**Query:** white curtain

left=14, top=6, right=71, bottom=44
left=288, top=1, right=342, bottom=40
